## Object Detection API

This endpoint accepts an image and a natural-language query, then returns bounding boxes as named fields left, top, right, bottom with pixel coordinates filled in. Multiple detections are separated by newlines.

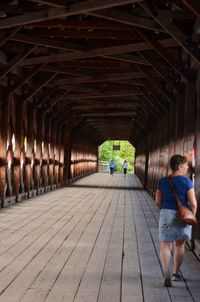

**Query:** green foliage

left=99, top=140, right=135, bottom=173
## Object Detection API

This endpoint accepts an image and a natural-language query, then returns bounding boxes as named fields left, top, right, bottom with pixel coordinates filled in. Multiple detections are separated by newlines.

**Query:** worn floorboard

left=0, top=173, right=199, bottom=302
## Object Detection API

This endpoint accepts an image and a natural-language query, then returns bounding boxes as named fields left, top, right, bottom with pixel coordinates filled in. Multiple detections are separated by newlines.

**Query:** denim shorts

left=159, top=209, right=192, bottom=241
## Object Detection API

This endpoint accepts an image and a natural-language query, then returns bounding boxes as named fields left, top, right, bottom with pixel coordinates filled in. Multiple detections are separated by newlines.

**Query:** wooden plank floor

left=0, top=173, right=200, bottom=302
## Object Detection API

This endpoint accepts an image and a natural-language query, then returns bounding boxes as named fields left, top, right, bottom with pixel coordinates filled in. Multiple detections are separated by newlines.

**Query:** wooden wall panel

left=0, top=93, right=10, bottom=204
left=175, top=94, right=185, bottom=154
left=24, top=104, right=33, bottom=195
left=13, top=96, right=23, bottom=199
left=193, top=71, right=200, bottom=248
left=69, top=129, right=98, bottom=182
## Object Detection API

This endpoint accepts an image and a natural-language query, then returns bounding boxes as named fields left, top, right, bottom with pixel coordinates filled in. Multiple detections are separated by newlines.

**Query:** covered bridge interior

left=0, top=0, right=200, bottom=255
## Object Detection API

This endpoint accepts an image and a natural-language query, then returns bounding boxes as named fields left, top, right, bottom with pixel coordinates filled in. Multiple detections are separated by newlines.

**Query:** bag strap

left=168, top=176, right=182, bottom=208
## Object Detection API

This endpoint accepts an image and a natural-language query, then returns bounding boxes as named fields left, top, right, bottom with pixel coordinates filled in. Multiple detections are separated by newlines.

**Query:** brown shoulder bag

left=168, top=176, right=197, bottom=225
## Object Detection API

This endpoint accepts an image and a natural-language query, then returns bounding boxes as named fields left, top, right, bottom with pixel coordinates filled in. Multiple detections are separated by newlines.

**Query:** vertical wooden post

left=42, top=116, right=48, bottom=191
left=34, top=109, right=43, bottom=193
left=48, top=118, right=55, bottom=188
left=175, top=94, right=185, bottom=154
left=13, top=96, right=23, bottom=200
left=63, top=127, right=71, bottom=185
left=24, top=103, right=35, bottom=196
left=54, top=122, right=59, bottom=187
left=0, top=94, right=10, bottom=205
left=183, top=82, right=196, bottom=177
left=168, top=102, right=176, bottom=160
left=58, top=125, right=64, bottom=186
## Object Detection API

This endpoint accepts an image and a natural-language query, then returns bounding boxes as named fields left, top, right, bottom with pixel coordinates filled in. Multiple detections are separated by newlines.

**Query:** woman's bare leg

left=160, top=241, right=172, bottom=274
left=173, top=240, right=185, bottom=274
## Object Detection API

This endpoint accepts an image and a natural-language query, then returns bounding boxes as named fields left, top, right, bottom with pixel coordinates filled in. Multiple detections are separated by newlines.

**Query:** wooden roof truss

left=0, top=0, right=199, bottom=144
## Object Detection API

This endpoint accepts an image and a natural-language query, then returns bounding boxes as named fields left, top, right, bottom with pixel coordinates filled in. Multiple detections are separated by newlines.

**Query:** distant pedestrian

left=109, top=159, right=115, bottom=176
left=122, top=160, right=128, bottom=177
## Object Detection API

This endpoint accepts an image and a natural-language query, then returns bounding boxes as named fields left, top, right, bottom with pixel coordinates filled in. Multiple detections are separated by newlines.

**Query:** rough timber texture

left=0, top=173, right=199, bottom=302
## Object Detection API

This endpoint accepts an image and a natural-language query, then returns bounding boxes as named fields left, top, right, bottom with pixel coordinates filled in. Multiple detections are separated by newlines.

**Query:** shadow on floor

left=70, top=184, right=144, bottom=191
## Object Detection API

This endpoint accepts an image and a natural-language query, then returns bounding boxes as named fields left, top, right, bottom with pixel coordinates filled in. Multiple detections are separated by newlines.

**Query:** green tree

left=99, top=140, right=135, bottom=173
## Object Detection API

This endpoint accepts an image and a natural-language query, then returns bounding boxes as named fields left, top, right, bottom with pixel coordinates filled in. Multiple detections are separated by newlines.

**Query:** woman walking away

left=109, top=159, right=115, bottom=176
left=122, top=159, right=128, bottom=177
left=155, top=154, right=197, bottom=287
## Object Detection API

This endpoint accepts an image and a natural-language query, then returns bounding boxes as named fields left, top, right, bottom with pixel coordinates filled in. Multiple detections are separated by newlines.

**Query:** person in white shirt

left=122, top=160, right=128, bottom=177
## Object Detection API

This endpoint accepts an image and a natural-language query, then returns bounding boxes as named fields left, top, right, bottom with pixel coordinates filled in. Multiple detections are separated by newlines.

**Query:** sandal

left=172, top=273, right=183, bottom=281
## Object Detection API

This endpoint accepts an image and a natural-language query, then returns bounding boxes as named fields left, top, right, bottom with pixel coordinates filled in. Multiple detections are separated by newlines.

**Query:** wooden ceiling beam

left=137, top=29, right=191, bottom=82
left=133, top=86, right=161, bottom=118
left=53, top=71, right=145, bottom=85
left=21, top=38, right=179, bottom=66
left=34, top=87, right=59, bottom=109
left=107, top=53, right=150, bottom=65
left=0, top=26, right=22, bottom=47
left=138, top=52, right=184, bottom=94
left=96, top=126, right=133, bottom=129
left=30, top=0, right=66, bottom=8
left=22, top=73, right=57, bottom=103
left=61, top=85, right=102, bottom=95
left=9, top=64, right=46, bottom=94
left=72, top=102, right=138, bottom=110
left=115, top=79, right=144, bottom=86
left=24, top=28, right=135, bottom=40
left=43, top=66, right=89, bottom=78
left=181, top=0, right=200, bottom=19
left=30, top=19, right=135, bottom=30
left=137, top=65, right=176, bottom=103
left=64, top=90, right=142, bottom=101
left=136, top=84, right=167, bottom=115
left=90, top=8, right=165, bottom=32
left=11, top=33, right=87, bottom=52
left=0, top=0, right=142, bottom=29
left=43, top=89, right=70, bottom=114
left=141, top=80, right=169, bottom=112
left=0, top=46, right=37, bottom=80
left=139, top=2, right=200, bottom=66
left=80, top=112, right=136, bottom=117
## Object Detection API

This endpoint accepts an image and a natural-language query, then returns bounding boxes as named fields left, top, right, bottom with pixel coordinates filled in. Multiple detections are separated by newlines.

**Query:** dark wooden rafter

left=0, top=0, right=143, bottom=29
left=107, top=53, right=150, bottom=66
left=136, top=65, right=176, bottom=103
left=9, top=64, right=46, bottom=94
left=138, top=52, right=184, bottom=94
left=21, top=38, right=179, bottom=65
left=0, top=0, right=198, bottom=142
left=135, top=86, right=163, bottom=116
left=137, top=29, right=191, bottom=82
left=11, top=33, right=87, bottom=52
left=0, top=46, right=37, bottom=80
left=21, top=28, right=135, bottom=41
left=43, top=89, right=70, bottom=114
left=53, top=71, right=145, bottom=85
left=22, top=73, right=58, bottom=103
left=0, top=26, right=22, bottom=47
left=34, top=87, right=59, bottom=109
left=139, top=2, right=200, bottom=66
left=22, top=19, right=140, bottom=31
left=30, top=0, right=66, bottom=8
left=63, top=90, right=142, bottom=102
left=181, top=0, right=200, bottom=18
left=89, top=8, right=165, bottom=32
left=71, top=102, right=138, bottom=111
